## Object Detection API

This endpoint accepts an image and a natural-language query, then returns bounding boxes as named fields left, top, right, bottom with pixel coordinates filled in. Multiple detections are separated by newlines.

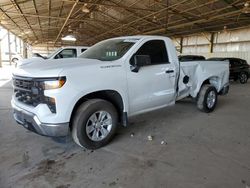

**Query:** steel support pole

left=0, top=39, right=2, bottom=67
left=210, top=33, right=215, bottom=53
left=7, top=30, right=12, bottom=65
left=180, top=37, right=184, bottom=54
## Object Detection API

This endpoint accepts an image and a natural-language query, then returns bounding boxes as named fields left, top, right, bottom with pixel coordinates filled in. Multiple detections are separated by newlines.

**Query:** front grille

left=13, top=77, right=43, bottom=107
left=14, top=78, right=33, bottom=91
left=13, top=76, right=57, bottom=113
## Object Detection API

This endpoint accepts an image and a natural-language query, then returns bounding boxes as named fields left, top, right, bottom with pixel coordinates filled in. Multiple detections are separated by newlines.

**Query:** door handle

left=165, top=70, right=174, bottom=74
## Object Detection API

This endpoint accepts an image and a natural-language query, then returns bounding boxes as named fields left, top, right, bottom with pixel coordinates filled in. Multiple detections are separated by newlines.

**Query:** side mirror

left=131, top=55, right=151, bottom=72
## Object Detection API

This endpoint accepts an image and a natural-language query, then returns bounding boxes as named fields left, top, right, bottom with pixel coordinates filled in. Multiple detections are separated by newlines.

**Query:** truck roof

left=60, top=46, right=89, bottom=49
left=109, top=35, right=171, bottom=41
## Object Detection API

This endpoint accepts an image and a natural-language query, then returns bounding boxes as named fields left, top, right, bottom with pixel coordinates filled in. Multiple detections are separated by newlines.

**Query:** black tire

left=239, top=72, right=248, bottom=84
left=72, top=99, right=118, bottom=149
left=197, top=85, right=218, bottom=113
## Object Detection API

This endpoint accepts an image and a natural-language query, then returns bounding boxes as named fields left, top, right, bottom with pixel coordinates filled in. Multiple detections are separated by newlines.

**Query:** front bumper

left=12, top=103, right=69, bottom=137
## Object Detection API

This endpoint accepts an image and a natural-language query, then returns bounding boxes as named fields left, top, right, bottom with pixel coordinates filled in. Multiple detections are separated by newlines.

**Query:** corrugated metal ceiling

left=0, top=0, right=249, bottom=46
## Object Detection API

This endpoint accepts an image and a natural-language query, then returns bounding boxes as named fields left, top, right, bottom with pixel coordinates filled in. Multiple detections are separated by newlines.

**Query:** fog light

left=45, top=97, right=56, bottom=113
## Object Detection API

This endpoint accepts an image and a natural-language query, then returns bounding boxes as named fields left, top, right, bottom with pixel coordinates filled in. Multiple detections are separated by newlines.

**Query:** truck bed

left=177, top=60, right=229, bottom=100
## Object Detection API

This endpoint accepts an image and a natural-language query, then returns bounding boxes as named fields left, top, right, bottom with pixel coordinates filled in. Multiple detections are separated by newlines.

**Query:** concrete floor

left=0, top=81, right=250, bottom=188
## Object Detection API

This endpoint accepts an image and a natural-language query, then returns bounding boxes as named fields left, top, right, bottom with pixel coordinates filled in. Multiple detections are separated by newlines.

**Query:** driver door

left=127, top=39, right=177, bottom=115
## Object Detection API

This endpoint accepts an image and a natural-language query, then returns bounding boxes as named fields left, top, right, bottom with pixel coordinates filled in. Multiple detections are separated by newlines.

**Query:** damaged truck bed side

left=177, top=60, right=229, bottom=101
left=12, top=36, right=229, bottom=149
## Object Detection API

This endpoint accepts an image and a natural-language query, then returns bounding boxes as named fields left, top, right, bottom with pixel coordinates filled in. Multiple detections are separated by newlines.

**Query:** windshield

left=80, top=39, right=138, bottom=61
left=47, top=48, right=62, bottom=59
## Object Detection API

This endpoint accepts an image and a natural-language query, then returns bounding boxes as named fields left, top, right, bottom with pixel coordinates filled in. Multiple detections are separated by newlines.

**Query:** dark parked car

left=179, top=55, right=206, bottom=62
left=207, top=57, right=250, bottom=84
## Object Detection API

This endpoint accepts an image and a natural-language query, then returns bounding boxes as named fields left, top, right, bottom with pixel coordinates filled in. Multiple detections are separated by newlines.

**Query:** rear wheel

left=72, top=99, right=118, bottom=149
left=239, top=72, right=248, bottom=84
left=197, top=85, right=218, bottom=113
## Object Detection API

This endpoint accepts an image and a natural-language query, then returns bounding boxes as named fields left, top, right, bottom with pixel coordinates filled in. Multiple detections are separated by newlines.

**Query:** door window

left=132, top=40, right=169, bottom=65
left=55, top=49, right=77, bottom=59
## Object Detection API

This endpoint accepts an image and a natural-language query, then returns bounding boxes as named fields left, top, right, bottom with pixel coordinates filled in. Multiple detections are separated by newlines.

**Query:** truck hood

left=17, top=57, right=46, bottom=67
left=13, top=58, right=108, bottom=78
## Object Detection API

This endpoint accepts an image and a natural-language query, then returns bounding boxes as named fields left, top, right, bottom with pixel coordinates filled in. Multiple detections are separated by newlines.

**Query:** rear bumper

left=219, top=83, right=229, bottom=95
left=12, top=103, right=69, bottom=137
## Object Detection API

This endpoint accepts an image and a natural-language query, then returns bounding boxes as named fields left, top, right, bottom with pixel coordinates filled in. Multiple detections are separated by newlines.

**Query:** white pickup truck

left=17, top=46, right=89, bottom=67
left=11, top=36, right=229, bottom=149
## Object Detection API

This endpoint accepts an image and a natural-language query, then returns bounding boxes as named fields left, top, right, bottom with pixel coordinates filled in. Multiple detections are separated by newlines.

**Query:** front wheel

left=239, top=72, right=248, bottom=84
left=197, top=85, right=218, bottom=113
left=72, top=99, right=118, bottom=149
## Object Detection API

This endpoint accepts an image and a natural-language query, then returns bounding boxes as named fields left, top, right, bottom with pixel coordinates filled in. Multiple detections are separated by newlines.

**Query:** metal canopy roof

left=0, top=0, right=249, bottom=46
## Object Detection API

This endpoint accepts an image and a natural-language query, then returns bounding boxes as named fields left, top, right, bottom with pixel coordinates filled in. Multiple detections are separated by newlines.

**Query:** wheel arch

left=192, top=76, right=222, bottom=98
left=69, top=90, right=127, bottom=130
left=201, top=76, right=221, bottom=92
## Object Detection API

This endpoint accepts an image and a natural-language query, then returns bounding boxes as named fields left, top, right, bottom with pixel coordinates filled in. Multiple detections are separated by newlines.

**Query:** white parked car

left=11, top=36, right=229, bottom=149
left=16, top=46, right=89, bottom=67
left=43, top=46, right=89, bottom=59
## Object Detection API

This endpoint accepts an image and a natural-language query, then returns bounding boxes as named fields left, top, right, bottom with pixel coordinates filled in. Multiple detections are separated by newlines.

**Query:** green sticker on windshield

left=106, top=51, right=117, bottom=57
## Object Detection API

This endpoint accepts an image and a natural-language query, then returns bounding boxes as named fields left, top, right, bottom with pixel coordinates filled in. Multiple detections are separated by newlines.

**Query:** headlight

left=42, top=77, right=66, bottom=90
